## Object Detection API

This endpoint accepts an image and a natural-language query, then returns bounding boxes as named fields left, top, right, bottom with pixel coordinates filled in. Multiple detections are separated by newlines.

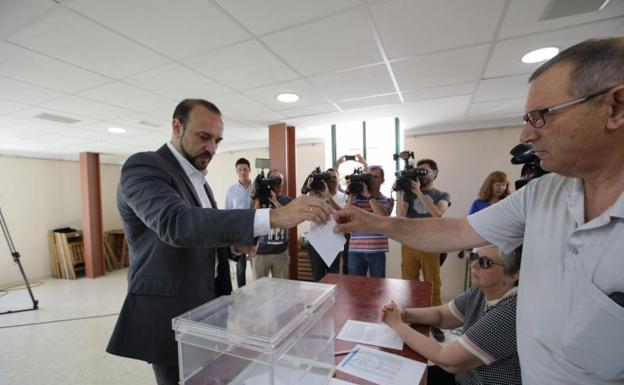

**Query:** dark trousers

left=348, top=252, right=386, bottom=278
left=308, top=246, right=340, bottom=282
left=236, top=257, right=247, bottom=288
left=152, top=363, right=179, bottom=385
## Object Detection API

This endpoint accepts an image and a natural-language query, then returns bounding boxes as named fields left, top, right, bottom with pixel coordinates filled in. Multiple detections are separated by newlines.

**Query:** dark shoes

left=431, top=327, right=445, bottom=342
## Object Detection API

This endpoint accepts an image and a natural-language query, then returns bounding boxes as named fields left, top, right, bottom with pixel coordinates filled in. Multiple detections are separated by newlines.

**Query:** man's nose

left=519, top=122, right=538, bottom=144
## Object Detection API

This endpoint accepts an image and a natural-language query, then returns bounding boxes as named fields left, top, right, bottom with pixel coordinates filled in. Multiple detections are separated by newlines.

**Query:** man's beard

left=180, top=139, right=212, bottom=171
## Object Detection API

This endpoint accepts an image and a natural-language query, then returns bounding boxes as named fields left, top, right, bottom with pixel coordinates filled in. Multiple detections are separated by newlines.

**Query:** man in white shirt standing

left=334, top=37, right=624, bottom=385
left=224, top=157, right=253, bottom=288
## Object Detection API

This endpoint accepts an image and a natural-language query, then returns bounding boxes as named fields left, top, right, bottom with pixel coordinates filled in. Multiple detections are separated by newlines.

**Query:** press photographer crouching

left=252, top=169, right=291, bottom=279
left=346, top=165, right=393, bottom=278
left=302, top=167, right=348, bottom=281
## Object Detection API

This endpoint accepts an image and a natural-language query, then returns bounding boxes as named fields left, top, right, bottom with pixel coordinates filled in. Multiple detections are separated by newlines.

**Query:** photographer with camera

left=252, top=169, right=291, bottom=279
left=395, top=158, right=450, bottom=342
left=303, top=167, right=347, bottom=281
left=334, top=38, right=624, bottom=385
left=346, top=165, right=394, bottom=278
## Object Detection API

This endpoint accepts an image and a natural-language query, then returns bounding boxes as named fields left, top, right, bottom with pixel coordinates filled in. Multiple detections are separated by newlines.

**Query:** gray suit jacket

left=106, top=144, right=255, bottom=365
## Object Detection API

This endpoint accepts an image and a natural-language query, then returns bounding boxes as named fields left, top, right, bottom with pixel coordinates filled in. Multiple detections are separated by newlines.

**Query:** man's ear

left=172, top=118, right=184, bottom=138
left=606, top=85, right=624, bottom=131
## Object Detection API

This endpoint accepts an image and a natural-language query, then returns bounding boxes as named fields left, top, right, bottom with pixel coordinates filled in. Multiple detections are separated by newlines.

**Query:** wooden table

left=320, top=273, right=432, bottom=385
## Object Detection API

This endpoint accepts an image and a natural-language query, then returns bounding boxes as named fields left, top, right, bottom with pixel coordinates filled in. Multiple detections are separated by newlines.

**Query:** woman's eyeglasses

left=469, top=252, right=504, bottom=270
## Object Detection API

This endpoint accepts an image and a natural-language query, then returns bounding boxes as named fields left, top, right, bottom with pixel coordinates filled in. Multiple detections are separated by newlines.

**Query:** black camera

left=345, top=167, right=372, bottom=195
left=344, top=155, right=356, bottom=161
left=392, top=151, right=427, bottom=192
left=251, top=171, right=282, bottom=204
left=301, top=167, right=331, bottom=195
left=510, top=143, right=549, bottom=190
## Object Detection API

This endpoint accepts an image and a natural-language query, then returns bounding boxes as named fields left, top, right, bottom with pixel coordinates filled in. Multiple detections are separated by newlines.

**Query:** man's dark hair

left=529, top=37, right=624, bottom=97
left=417, top=159, right=438, bottom=172
left=172, top=99, right=221, bottom=128
left=235, top=157, right=250, bottom=168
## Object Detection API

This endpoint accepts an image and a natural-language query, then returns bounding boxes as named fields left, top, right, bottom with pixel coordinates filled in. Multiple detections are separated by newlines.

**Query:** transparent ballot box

left=172, top=278, right=336, bottom=385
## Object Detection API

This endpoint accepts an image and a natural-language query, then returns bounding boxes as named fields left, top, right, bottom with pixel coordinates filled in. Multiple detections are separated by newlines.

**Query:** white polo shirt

left=467, top=172, right=624, bottom=385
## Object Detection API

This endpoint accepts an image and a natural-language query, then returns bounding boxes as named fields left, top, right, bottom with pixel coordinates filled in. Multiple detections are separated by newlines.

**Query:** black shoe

left=431, top=327, right=445, bottom=342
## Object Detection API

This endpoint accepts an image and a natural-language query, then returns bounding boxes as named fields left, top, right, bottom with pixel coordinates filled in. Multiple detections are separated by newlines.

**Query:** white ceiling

left=0, top=0, right=623, bottom=163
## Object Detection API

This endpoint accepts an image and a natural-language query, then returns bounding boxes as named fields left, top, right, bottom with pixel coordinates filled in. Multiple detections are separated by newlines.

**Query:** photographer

left=334, top=38, right=624, bottom=385
left=347, top=165, right=394, bottom=277
left=252, top=169, right=291, bottom=279
left=396, top=158, right=450, bottom=342
left=306, top=168, right=347, bottom=281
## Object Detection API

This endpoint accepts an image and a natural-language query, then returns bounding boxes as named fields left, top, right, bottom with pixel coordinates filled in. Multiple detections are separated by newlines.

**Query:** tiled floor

left=0, top=269, right=153, bottom=385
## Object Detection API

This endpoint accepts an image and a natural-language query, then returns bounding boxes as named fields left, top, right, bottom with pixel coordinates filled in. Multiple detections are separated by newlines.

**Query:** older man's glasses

left=469, top=252, right=504, bottom=270
left=522, top=87, right=612, bottom=129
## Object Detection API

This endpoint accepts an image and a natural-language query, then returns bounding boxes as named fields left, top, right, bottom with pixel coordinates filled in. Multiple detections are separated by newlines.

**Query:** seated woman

left=469, top=171, right=511, bottom=214
left=381, top=245, right=522, bottom=385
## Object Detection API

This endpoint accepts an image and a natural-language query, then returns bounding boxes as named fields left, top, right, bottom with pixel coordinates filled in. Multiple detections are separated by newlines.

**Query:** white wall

left=0, top=155, right=122, bottom=286
left=402, top=125, right=523, bottom=301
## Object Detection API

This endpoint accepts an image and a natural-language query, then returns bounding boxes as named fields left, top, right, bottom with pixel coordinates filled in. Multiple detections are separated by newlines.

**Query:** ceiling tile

left=215, top=0, right=360, bottom=35
left=0, top=116, right=77, bottom=135
left=309, top=64, right=395, bottom=101
left=68, top=0, right=250, bottom=59
left=282, top=103, right=338, bottom=118
left=7, top=8, right=170, bottom=78
left=485, top=19, right=623, bottom=78
left=209, top=93, right=271, bottom=117
left=8, top=107, right=96, bottom=128
left=392, top=45, right=489, bottom=90
left=467, top=98, right=526, bottom=119
left=0, top=42, right=110, bottom=93
left=402, top=82, right=476, bottom=102
left=183, top=40, right=299, bottom=90
left=244, top=79, right=328, bottom=110
left=110, top=112, right=171, bottom=131
left=42, top=96, right=134, bottom=120
left=0, top=98, right=30, bottom=115
left=474, top=75, right=530, bottom=102
left=370, top=0, right=504, bottom=59
left=337, top=93, right=400, bottom=110
left=0, top=75, right=65, bottom=104
left=78, top=82, right=177, bottom=112
left=123, top=63, right=232, bottom=100
left=262, top=8, right=382, bottom=76
left=499, top=0, right=624, bottom=39
left=0, top=0, right=55, bottom=39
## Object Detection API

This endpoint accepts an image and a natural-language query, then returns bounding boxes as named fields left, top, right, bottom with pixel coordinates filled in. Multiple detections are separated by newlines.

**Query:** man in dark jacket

left=106, top=99, right=331, bottom=385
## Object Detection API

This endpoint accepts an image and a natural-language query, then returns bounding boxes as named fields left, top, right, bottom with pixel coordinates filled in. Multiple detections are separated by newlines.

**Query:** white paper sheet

left=337, top=320, right=404, bottom=350
left=336, top=344, right=426, bottom=385
left=306, top=217, right=346, bottom=267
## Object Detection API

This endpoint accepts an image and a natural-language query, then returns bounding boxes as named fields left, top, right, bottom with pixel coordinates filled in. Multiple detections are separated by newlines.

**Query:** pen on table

left=334, top=349, right=353, bottom=356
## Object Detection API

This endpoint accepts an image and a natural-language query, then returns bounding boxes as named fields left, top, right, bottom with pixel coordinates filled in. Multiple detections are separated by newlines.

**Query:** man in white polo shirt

left=334, top=37, right=624, bottom=385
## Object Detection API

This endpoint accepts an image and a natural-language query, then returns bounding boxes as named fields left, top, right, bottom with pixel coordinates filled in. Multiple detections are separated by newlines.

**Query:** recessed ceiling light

left=276, top=93, right=300, bottom=103
left=107, top=127, right=127, bottom=134
left=521, top=47, right=559, bottom=64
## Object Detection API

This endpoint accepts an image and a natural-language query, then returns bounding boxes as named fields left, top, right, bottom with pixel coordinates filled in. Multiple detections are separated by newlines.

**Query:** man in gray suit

left=106, top=99, right=331, bottom=385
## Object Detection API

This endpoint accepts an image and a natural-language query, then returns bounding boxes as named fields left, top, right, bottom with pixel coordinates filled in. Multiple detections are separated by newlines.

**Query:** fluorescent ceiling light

left=107, top=126, right=127, bottom=134
left=521, top=47, right=559, bottom=64
left=276, top=93, right=300, bottom=103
